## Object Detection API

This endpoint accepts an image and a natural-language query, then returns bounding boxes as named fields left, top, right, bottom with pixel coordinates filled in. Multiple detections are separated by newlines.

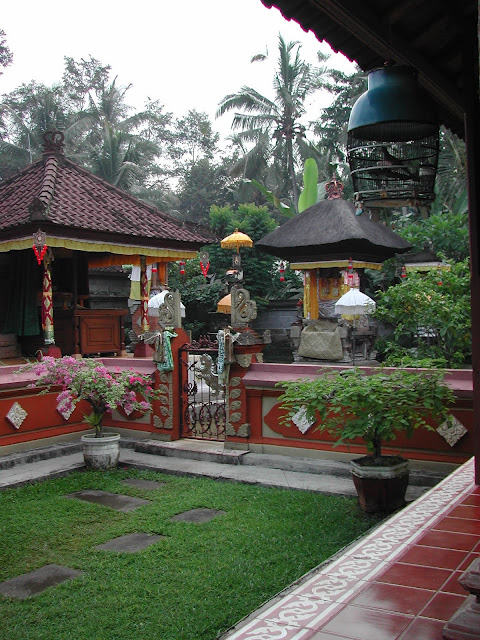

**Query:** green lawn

left=0, top=470, right=382, bottom=640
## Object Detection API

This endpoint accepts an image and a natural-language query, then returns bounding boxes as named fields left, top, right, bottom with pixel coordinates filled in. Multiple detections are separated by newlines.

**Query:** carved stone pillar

left=443, top=558, right=480, bottom=640
left=225, top=328, right=265, bottom=446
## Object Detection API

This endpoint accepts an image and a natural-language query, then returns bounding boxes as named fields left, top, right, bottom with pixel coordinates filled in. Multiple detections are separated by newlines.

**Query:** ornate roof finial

left=325, top=173, right=344, bottom=199
left=43, top=130, right=65, bottom=154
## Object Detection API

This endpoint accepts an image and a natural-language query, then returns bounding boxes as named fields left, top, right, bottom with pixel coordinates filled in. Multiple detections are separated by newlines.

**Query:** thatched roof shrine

left=256, top=195, right=411, bottom=266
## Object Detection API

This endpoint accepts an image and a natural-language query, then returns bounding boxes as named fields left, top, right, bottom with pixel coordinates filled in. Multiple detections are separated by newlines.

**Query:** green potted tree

left=21, top=356, right=158, bottom=470
left=278, top=368, right=454, bottom=512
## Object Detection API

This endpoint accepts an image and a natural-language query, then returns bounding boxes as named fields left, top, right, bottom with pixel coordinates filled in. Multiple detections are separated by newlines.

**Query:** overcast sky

left=1, top=0, right=357, bottom=142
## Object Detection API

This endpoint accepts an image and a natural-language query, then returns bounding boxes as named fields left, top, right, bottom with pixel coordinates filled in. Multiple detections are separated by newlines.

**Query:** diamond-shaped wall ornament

left=6, top=402, right=28, bottom=430
left=57, top=403, right=74, bottom=421
left=292, top=405, right=315, bottom=434
left=436, top=416, right=468, bottom=447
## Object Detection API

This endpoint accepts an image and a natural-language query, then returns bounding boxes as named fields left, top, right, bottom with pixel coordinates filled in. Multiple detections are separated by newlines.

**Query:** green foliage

left=175, top=158, right=230, bottom=224
left=0, top=28, right=13, bottom=73
left=169, top=109, right=219, bottom=172
left=314, top=66, right=367, bottom=196
left=373, top=337, right=448, bottom=369
left=168, top=257, right=225, bottom=338
left=297, top=157, right=319, bottom=212
left=249, top=157, right=320, bottom=218
left=0, top=470, right=379, bottom=640
left=374, top=259, right=471, bottom=368
left=394, top=209, right=469, bottom=263
left=208, top=203, right=301, bottom=303
left=278, top=368, right=454, bottom=459
left=217, top=34, right=329, bottom=209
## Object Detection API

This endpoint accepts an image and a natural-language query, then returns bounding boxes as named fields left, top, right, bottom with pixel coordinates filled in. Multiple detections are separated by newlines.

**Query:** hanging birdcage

left=347, top=65, right=439, bottom=210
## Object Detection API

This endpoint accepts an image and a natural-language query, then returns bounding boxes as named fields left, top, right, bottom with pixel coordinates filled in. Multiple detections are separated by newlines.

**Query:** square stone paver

left=96, top=533, right=164, bottom=553
left=170, top=508, right=226, bottom=523
left=66, top=490, right=150, bottom=512
left=122, top=478, right=165, bottom=490
left=0, top=564, right=82, bottom=599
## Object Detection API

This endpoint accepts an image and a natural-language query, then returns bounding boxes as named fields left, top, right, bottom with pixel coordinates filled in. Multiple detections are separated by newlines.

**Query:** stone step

left=0, top=442, right=83, bottom=470
left=134, top=440, right=248, bottom=465
left=0, top=438, right=449, bottom=491
left=242, top=452, right=352, bottom=477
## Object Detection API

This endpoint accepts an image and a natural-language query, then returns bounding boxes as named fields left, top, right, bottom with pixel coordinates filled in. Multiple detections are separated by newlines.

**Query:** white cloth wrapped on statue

left=297, top=321, right=343, bottom=361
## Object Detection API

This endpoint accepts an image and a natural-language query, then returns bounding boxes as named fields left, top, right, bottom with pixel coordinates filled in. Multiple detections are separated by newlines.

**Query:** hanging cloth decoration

left=33, top=229, right=47, bottom=265
left=139, top=256, right=150, bottom=334
left=156, top=329, right=177, bottom=372
left=199, top=251, right=210, bottom=279
left=41, top=249, right=55, bottom=345
left=179, top=260, right=186, bottom=275
left=279, top=261, right=286, bottom=282
left=216, top=329, right=226, bottom=380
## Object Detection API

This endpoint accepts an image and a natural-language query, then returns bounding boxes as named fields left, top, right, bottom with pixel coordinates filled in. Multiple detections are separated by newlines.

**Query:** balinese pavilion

left=0, top=131, right=211, bottom=358
left=257, top=177, right=410, bottom=319
left=256, top=176, right=410, bottom=360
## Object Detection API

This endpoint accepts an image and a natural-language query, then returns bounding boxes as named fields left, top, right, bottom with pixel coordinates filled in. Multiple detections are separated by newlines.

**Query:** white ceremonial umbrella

left=148, top=291, right=185, bottom=318
left=335, top=288, right=375, bottom=365
left=334, top=288, right=376, bottom=316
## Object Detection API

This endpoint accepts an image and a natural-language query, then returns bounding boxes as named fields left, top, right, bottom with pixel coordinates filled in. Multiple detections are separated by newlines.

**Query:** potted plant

left=22, top=356, right=158, bottom=470
left=278, top=368, right=454, bottom=512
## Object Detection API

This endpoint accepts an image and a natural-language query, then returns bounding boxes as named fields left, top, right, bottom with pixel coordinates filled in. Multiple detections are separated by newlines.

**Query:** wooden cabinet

left=55, top=309, right=128, bottom=356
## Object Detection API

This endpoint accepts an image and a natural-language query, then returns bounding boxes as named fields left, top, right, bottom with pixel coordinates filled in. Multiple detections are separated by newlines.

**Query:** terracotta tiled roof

left=0, top=153, right=212, bottom=250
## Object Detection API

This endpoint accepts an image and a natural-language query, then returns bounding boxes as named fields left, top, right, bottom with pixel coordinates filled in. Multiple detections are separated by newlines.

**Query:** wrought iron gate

left=179, top=337, right=227, bottom=440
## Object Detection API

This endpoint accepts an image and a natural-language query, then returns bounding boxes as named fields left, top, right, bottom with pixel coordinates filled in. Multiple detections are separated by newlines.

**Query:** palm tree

left=217, top=34, right=327, bottom=211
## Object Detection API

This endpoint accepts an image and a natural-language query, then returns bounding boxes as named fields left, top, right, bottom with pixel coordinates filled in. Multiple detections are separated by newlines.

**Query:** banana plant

left=247, top=158, right=319, bottom=217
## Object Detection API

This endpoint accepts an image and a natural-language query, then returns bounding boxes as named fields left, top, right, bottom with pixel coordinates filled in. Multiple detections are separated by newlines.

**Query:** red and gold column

left=303, top=269, right=319, bottom=320
left=42, top=251, right=55, bottom=345
left=140, top=256, right=150, bottom=334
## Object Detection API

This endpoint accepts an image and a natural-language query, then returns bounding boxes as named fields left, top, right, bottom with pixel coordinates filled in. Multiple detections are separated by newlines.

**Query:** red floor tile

left=462, top=493, right=480, bottom=507
left=377, top=563, right=451, bottom=590
left=350, top=583, right=433, bottom=616
left=397, top=545, right=467, bottom=570
left=308, top=632, right=351, bottom=639
left=440, top=571, right=470, bottom=595
left=321, top=606, right=412, bottom=640
left=415, top=530, right=479, bottom=551
left=419, top=591, right=466, bottom=621
left=447, top=504, right=480, bottom=520
left=397, top=617, right=445, bottom=640
left=458, top=551, right=480, bottom=571
left=434, top=517, right=480, bottom=535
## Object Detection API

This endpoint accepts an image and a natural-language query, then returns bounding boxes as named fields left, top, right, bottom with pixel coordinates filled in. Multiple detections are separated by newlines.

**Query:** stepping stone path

left=0, top=564, right=82, bottom=599
left=96, top=533, right=164, bottom=553
left=122, top=478, right=165, bottom=490
left=66, top=490, right=150, bottom=512
left=170, top=508, right=226, bottom=523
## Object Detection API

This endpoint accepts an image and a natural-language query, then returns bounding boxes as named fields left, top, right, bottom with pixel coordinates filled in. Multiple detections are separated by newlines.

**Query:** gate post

left=224, top=287, right=265, bottom=447
left=151, top=326, right=190, bottom=441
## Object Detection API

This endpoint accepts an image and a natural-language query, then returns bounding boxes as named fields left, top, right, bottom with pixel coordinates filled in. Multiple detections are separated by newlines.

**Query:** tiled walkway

left=223, top=458, right=480, bottom=640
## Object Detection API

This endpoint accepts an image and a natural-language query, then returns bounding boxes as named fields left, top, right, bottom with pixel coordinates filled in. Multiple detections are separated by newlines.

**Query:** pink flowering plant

left=21, top=356, right=158, bottom=437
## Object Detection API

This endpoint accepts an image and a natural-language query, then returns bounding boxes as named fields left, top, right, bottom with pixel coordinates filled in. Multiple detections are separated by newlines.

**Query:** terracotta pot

left=351, top=456, right=409, bottom=513
left=81, top=433, right=120, bottom=470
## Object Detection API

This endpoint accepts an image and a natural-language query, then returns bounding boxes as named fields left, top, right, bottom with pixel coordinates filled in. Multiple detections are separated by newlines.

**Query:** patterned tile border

left=224, top=458, right=476, bottom=639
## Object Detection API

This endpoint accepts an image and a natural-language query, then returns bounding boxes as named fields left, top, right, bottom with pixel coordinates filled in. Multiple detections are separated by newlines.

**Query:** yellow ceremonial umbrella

left=220, top=229, right=253, bottom=252
left=217, top=293, right=231, bottom=314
